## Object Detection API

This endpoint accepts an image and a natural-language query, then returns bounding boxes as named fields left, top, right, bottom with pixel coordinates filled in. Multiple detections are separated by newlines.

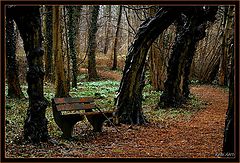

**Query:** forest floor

left=5, top=68, right=229, bottom=159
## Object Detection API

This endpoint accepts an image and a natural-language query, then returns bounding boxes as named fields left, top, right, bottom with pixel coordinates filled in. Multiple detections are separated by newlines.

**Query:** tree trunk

left=67, top=6, right=78, bottom=88
left=6, top=15, right=25, bottom=99
left=53, top=6, right=69, bottom=97
left=44, top=6, right=53, bottom=82
left=218, top=6, right=234, bottom=86
left=112, top=5, right=122, bottom=70
left=160, top=7, right=218, bottom=107
left=63, top=7, right=71, bottom=92
left=148, top=7, right=168, bottom=91
left=115, top=7, right=182, bottom=125
left=87, top=6, right=99, bottom=81
left=149, top=42, right=165, bottom=91
left=103, top=5, right=112, bottom=55
left=7, top=6, right=49, bottom=143
left=222, top=40, right=234, bottom=154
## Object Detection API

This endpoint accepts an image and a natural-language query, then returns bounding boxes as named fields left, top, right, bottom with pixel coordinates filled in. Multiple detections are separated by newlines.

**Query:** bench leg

left=59, top=114, right=84, bottom=139
left=86, top=113, right=113, bottom=132
left=86, top=114, right=106, bottom=132
left=61, top=123, right=75, bottom=139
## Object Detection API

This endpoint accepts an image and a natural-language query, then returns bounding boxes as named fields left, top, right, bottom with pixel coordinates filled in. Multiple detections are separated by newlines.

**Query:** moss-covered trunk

left=7, top=6, right=49, bottom=143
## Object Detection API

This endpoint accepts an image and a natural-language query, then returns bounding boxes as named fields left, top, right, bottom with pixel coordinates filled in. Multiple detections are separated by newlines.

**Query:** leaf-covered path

left=72, top=85, right=228, bottom=158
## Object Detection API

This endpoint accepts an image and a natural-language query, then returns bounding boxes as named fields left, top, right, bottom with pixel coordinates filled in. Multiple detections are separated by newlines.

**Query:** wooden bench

left=52, top=97, right=114, bottom=139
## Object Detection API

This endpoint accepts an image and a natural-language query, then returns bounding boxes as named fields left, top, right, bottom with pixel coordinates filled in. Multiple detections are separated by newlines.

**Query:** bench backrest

left=52, top=97, right=95, bottom=111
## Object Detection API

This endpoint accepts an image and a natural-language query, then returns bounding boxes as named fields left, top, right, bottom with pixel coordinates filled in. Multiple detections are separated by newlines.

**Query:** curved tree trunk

left=115, top=7, right=182, bottom=125
left=7, top=6, right=49, bottom=143
left=160, top=7, right=218, bottom=108
left=6, top=15, right=25, bottom=99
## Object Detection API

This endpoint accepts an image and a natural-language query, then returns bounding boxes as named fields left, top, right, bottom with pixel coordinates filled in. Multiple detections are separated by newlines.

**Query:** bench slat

left=54, top=97, right=94, bottom=105
left=81, top=110, right=113, bottom=116
left=56, top=103, right=95, bottom=111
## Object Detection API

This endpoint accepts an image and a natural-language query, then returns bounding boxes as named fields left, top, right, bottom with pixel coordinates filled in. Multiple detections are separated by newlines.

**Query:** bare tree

left=112, top=5, right=122, bottom=70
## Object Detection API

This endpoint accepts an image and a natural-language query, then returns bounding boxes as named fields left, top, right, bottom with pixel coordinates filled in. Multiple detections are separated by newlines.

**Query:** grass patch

left=142, top=84, right=206, bottom=122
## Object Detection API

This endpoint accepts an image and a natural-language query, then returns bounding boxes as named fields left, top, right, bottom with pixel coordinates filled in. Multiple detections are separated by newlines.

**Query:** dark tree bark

left=87, top=6, right=99, bottom=81
left=44, top=6, right=53, bottom=82
left=63, top=7, right=71, bottom=92
left=67, top=6, right=78, bottom=88
left=183, top=7, right=218, bottom=99
left=223, top=38, right=234, bottom=155
left=160, top=7, right=218, bottom=107
left=218, top=6, right=234, bottom=86
left=115, top=7, right=182, bottom=125
left=112, top=5, right=122, bottom=70
left=6, top=15, right=25, bottom=99
left=7, top=6, right=49, bottom=143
